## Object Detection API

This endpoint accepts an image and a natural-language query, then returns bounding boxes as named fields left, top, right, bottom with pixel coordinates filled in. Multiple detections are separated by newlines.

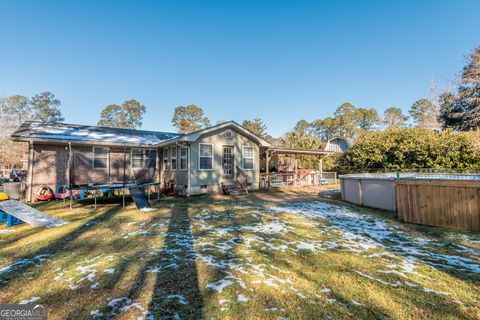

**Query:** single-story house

left=11, top=121, right=332, bottom=201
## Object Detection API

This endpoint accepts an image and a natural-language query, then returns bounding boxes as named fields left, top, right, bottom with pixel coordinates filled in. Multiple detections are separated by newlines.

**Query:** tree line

left=0, top=92, right=65, bottom=169
left=1, top=46, right=479, bottom=171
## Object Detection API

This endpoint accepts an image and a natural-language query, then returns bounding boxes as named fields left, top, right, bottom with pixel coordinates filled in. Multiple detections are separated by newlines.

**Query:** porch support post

left=319, top=156, right=323, bottom=186
left=294, top=159, right=298, bottom=186
left=27, top=140, right=34, bottom=202
left=265, top=150, right=270, bottom=190
left=319, top=157, right=323, bottom=178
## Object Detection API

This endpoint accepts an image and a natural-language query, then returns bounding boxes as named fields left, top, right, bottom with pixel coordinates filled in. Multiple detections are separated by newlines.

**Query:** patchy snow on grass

left=166, top=294, right=187, bottom=305
left=281, top=201, right=480, bottom=275
left=190, top=200, right=479, bottom=316
left=206, top=279, right=234, bottom=293
left=104, top=268, right=115, bottom=274
left=93, top=296, right=149, bottom=318
left=237, top=294, right=249, bottom=302
left=353, top=270, right=402, bottom=287
left=19, top=296, right=40, bottom=304
left=0, top=254, right=50, bottom=277
left=241, top=220, right=290, bottom=234
left=295, top=241, right=318, bottom=251
left=90, top=310, right=104, bottom=318
left=423, top=288, right=451, bottom=295
left=351, top=299, right=365, bottom=306
left=54, top=254, right=117, bottom=291
left=123, top=229, right=149, bottom=239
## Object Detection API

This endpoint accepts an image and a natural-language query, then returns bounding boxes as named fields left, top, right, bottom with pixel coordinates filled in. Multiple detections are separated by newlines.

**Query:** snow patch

left=19, top=297, right=40, bottom=304
left=206, top=279, right=234, bottom=293
left=237, top=294, right=249, bottom=302
left=423, top=288, right=451, bottom=295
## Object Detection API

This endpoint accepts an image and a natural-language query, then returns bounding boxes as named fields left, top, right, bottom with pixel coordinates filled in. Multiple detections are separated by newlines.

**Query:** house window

left=132, top=149, right=144, bottom=168
left=163, top=148, right=169, bottom=171
left=92, top=147, right=109, bottom=169
left=199, top=143, right=213, bottom=170
left=171, top=146, right=177, bottom=171
left=242, top=146, right=254, bottom=170
left=132, top=149, right=157, bottom=169
left=180, top=147, right=188, bottom=171
left=145, top=149, right=157, bottom=169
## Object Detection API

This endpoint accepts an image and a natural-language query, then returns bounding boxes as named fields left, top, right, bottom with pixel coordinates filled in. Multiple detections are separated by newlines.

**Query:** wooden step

left=221, top=183, right=247, bottom=196
left=228, top=188, right=247, bottom=196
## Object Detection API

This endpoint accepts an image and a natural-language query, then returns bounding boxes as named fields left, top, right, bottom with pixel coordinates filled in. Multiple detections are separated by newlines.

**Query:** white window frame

left=131, top=148, right=144, bottom=169
left=163, top=148, right=169, bottom=171
left=180, top=147, right=188, bottom=171
left=92, top=146, right=109, bottom=169
left=242, top=145, right=254, bottom=171
left=131, top=148, right=157, bottom=169
left=222, top=145, right=234, bottom=176
left=198, top=143, right=214, bottom=171
left=171, top=146, right=177, bottom=171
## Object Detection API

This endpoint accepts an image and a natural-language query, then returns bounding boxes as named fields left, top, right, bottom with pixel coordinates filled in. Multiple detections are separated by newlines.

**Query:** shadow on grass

left=0, top=205, right=122, bottom=290
left=147, top=204, right=204, bottom=319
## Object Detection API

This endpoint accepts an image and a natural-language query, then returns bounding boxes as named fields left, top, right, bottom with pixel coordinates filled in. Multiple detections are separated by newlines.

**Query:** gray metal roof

left=11, top=121, right=183, bottom=147
left=155, top=121, right=272, bottom=147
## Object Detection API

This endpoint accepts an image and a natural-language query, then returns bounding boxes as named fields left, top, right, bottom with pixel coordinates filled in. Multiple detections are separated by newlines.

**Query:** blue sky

left=0, top=0, right=479, bottom=136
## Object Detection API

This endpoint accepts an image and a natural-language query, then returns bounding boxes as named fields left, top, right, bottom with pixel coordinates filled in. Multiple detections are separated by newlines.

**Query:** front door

left=223, top=146, right=234, bottom=178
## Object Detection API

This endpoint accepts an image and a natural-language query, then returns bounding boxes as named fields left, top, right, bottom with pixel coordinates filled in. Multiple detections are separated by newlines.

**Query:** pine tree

left=171, top=105, right=210, bottom=134
left=30, top=91, right=64, bottom=123
left=98, top=99, right=146, bottom=129
left=439, top=47, right=480, bottom=130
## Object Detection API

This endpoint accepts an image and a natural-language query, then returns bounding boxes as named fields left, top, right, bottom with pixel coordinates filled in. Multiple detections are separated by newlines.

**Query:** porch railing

left=260, top=171, right=337, bottom=189
left=236, top=165, right=248, bottom=193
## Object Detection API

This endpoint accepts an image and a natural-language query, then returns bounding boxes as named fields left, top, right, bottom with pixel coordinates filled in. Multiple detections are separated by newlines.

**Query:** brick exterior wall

left=30, top=144, right=69, bottom=199
left=28, top=143, right=159, bottom=201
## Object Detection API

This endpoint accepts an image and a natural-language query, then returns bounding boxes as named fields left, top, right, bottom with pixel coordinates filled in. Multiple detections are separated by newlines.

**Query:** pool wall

left=340, top=174, right=480, bottom=231
left=340, top=176, right=397, bottom=211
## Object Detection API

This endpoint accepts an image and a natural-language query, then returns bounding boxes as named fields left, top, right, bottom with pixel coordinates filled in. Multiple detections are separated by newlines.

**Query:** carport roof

left=264, top=147, right=333, bottom=156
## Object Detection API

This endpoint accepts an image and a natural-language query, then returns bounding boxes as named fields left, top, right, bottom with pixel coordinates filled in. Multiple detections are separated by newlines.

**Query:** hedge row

left=336, top=129, right=480, bottom=173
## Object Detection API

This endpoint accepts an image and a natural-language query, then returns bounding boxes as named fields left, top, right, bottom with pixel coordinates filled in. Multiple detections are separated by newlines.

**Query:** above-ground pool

left=340, top=173, right=480, bottom=231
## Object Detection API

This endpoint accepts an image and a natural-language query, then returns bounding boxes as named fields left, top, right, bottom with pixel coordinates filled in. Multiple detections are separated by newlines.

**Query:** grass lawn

left=0, top=186, right=479, bottom=320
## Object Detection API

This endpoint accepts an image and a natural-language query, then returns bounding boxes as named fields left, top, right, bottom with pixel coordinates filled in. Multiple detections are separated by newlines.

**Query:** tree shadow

left=147, top=203, right=204, bottom=319
left=0, top=205, right=121, bottom=290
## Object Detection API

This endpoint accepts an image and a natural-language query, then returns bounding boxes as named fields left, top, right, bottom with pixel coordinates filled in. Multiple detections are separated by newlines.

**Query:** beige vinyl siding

left=189, top=127, right=260, bottom=194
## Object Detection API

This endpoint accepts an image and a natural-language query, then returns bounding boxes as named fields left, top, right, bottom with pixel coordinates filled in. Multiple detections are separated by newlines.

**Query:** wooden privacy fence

left=396, top=179, right=480, bottom=231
